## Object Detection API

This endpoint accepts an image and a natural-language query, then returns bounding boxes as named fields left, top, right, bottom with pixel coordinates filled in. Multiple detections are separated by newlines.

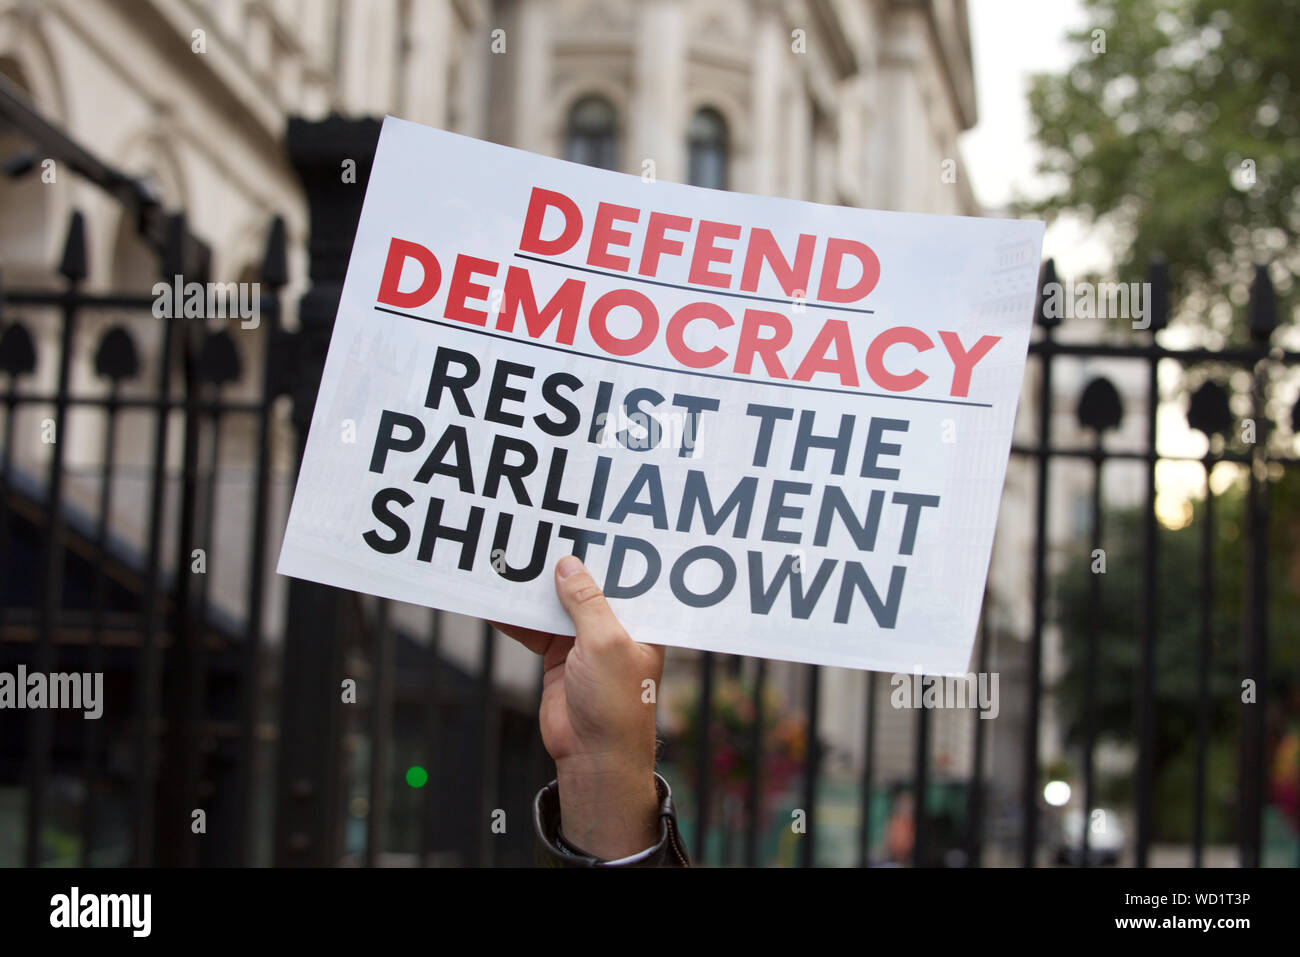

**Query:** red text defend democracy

left=375, top=186, right=1001, bottom=400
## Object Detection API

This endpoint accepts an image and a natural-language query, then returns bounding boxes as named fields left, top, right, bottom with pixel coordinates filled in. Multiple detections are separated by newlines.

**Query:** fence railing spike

left=0, top=319, right=37, bottom=376
left=1248, top=263, right=1276, bottom=343
left=162, top=212, right=186, bottom=279
left=261, top=216, right=288, bottom=287
left=93, top=324, right=140, bottom=381
left=1077, top=376, right=1123, bottom=433
left=198, top=329, right=242, bottom=385
left=1146, top=255, right=1169, bottom=333
left=1187, top=380, right=1233, bottom=438
left=59, top=209, right=88, bottom=282
left=1035, top=258, right=1059, bottom=328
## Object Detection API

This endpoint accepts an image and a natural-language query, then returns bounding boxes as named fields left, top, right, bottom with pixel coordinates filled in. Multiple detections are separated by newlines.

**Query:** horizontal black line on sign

left=514, top=252, right=875, bottom=315
left=373, top=305, right=994, bottom=409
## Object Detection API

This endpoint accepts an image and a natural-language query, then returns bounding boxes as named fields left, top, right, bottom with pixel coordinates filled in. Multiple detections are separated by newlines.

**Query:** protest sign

left=277, top=116, right=1044, bottom=675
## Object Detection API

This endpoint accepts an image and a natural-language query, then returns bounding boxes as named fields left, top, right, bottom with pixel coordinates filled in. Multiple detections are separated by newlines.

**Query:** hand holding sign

left=493, top=555, right=663, bottom=860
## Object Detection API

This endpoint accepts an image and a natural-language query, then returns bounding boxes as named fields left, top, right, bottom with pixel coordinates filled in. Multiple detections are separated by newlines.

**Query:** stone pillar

left=511, top=0, right=549, bottom=152
left=785, top=78, right=810, bottom=200
left=455, top=4, right=490, bottom=139
left=751, top=0, right=785, bottom=195
left=631, top=0, right=686, bottom=181
left=403, top=0, right=450, bottom=128
left=877, top=9, right=924, bottom=211
left=338, top=0, right=399, bottom=116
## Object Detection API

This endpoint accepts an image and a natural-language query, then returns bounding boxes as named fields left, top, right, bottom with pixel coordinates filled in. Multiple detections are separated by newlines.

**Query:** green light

left=406, top=766, right=428, bottom=788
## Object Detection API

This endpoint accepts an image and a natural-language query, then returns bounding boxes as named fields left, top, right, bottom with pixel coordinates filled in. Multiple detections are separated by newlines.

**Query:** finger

left=541, top=640, right=574, bottom=686
left=490, top=620, right=555, bottom=656
left=554, top=556, right=629, bottom=653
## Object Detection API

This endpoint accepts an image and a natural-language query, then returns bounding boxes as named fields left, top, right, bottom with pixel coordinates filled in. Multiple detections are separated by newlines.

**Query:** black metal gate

left=0, top=90, right=543, bottom=868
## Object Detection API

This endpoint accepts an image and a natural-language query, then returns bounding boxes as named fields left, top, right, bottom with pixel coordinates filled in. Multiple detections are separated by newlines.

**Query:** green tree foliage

left=1020, top=0, right=1298, bottom=337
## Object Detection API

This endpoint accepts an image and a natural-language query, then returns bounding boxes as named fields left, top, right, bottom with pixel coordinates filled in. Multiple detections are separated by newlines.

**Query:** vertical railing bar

left=911, top=685, right=931, bottom=867
left=132, top=215, right=184, bottom=866
left=365, top=598, right=394, bottom=867
left=720, top=654, right=739, bottom=867
left=0, top=358, right=29, bottom=697
left=966, top=610, right=989, bottom=867
left=184, top=389, right=225, bottom=862
left=1080, top=442, right=1104, bottom=867
left=193, top=396, right=224, bottom=649
left=1250, top=378, right=1271, bottom=871
left=1022, top=316, right=1053, bottom=868
left=692, top=650, right=714, bottom=864
left=233, top=241, right=284, bottom=866
left=419, top=608, right=442, bottom=866
left=25, top=225, right=82, bottom=867
left=1239, top=455, right=1259, bottom=865
left=743, top=656, right=766, bottom=868
left=529, top=654, right=549, bottom=818
left=1192, top=455, right=1216, bottom=867
left=80, top=379, right=121, bottom=866
left=163, top=318, right=205, bottom=867
left=798, top=664, right=821, bottom=867
left=1239, top=356, right=1270, bottom=867
left=1134, top=348, right=1160, bottom=868
left=0, top=373, right=20, bottom=640
left=858, top=669, right=877, bottom=867
left=473, top=621, right=499, bottom=867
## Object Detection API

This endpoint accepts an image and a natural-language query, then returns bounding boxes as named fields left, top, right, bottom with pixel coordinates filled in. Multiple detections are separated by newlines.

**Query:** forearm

left=555, top=758, right=659, bottom=860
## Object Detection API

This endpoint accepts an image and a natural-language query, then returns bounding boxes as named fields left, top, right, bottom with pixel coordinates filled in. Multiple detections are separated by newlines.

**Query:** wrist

left=555, top=758, right=659, bottom=860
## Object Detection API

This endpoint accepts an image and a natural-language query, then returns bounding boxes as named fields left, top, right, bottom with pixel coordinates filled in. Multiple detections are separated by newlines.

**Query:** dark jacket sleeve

left=532, top=772, right=690, bottom=867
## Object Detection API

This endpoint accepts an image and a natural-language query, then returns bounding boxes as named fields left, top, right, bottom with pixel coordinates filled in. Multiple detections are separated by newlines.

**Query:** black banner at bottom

left=0, top=864, right=1283, bottom=943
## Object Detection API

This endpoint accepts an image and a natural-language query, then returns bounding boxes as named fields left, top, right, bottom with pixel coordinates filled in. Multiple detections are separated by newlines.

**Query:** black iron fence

left=1013, top=260, right=1299, bottom=868
left=1, top=96, right=1297, bottom=867
left=0, top=195, right=284, bottom=867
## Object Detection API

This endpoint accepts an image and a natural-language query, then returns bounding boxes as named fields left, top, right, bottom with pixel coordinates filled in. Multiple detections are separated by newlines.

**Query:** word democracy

left=375, top=186, right=1001, bottom=399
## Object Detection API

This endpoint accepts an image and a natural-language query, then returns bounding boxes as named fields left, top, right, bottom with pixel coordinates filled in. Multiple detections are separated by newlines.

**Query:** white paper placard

left=277, top=115, right=1044, bottom=675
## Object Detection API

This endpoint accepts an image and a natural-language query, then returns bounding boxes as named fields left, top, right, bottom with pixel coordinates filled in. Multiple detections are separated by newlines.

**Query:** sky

left=962, top=0, right=1106, bottom=275
left=960, top=0, right=1217, bottom=518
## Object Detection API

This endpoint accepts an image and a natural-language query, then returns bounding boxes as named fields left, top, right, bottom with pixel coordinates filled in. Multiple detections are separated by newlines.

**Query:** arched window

left=687, top=107, right=729, bottom=190
left=565, top=96, right=619, bottom=171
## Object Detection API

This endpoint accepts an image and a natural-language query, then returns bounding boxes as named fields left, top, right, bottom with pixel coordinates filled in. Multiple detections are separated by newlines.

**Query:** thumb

left=554, top=555, right=627, bottom=651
